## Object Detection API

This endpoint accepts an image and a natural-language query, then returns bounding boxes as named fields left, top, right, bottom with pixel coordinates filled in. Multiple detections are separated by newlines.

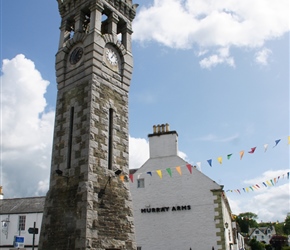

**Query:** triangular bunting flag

left=120, top=175, right=125, bottom=182
left=176, top=166, right=182, bottom=175
left=207, top=159, right=212, bottom=167
left=288, top=136, right=290, bottom=145
left=273, top=139, right=281, bottom=147
left=196, top=162, right=201, bottom=171
left=239, top=151, right=244, bottom=160
left=264, top=144, right=268, bottom=152
left=227, top=154, right=232, bottom=160
left=186, top=164, right=192, bottom=174
left=156, top=170, right=162, bottom=179
left=129, top=174, right=134, bottom=183
left=147, top=172, right=152, bottom=176
left=270, top=179, right=275, bottom=186
left=263, top=182, right=267, bottom=187
left=266, top=180, right=272, bottom=186
left=217, top=156, right=222, bottom=164
left=248, top=147, right=256, bottom=153
left=166, top=168, right=172, bottom=177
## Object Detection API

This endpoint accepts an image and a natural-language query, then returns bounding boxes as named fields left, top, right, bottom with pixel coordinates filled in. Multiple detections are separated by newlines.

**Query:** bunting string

left=119, top=136, right=290, bottom=194
left=127, top=136, right=289, bottom=178
left=226, top=171, right=289, bottom=194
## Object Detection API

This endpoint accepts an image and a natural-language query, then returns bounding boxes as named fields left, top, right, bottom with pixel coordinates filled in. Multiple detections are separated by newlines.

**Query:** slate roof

left=0, top=196, right=45, bottom=214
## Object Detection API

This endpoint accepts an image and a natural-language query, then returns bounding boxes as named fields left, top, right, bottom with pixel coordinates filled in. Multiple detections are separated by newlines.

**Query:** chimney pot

left=165, top=123, right=169, bottom=132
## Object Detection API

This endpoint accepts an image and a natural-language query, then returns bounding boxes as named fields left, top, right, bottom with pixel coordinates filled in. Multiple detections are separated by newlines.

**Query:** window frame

left=137, top=178, right=145, bottom=188
left=18, top=215, right=26, bottom=231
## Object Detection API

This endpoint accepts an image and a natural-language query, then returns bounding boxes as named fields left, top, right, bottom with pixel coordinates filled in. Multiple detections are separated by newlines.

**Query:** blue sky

left=1, top=0, right=289, bottom=222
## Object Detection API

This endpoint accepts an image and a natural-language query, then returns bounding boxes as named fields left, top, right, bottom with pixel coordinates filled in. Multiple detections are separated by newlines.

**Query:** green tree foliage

left=265, top=244, right=273, bottom=250
left=235, top=212, right=259, bottom=234
left=283, top=214, right=290, bottom=235
left=275, top=222, right=285, bottom=235
left=248, top=238, right=265, bottom=250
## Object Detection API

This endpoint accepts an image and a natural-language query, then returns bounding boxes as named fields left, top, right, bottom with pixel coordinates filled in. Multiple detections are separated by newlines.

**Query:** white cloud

left=244, top=183, right=289, bottom=222
left=197, top=133, right=239, bottom=142
left=133, top=0, right=289, bottom=67
left=255, top=48, right=272, bottom=65
left=129, top=136, right=150, bottom=169
left=228, top=169, right=290, bottom=222
left=1, top=54, right=55, bottom=197
left=199, top=47, right=235, bottom=69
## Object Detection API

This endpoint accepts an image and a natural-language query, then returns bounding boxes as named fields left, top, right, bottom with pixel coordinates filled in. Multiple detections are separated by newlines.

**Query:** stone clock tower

left=39, top=0, right=137, bottom=249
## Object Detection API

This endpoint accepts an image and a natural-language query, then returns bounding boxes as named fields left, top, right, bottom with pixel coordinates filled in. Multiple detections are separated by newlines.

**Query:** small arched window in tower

left=117, top=19, right=126, bottom=45
left=64, top=17, right=75, bottom=43
left=82, top=9, right=90, bottom=33
left=101, top=12, right=109, bottom=35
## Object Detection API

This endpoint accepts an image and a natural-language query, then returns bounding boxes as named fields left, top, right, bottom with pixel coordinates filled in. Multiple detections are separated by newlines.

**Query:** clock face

left=106, top=48, right=118, bottom=66
left=69, top=47, right=83, bottom=65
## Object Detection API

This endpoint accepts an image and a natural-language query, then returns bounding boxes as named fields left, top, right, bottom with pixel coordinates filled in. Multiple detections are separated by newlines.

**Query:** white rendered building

left=130, top=124, right=242, bottom=250
left=249, top=226, right=276, bottom=244
left=0, top=194, right=44, bottom=250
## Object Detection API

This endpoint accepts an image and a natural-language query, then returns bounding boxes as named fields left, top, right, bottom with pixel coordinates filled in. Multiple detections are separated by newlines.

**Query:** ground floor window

left=18, top=215, right=26, bottom=231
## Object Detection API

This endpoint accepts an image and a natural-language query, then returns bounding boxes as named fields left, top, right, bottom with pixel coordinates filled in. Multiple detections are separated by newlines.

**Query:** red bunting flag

left=129, top=174, right=134, bottom=183
left=248, top=147, right=256, bottom=153
left=186, top=164, right=192, bottom=174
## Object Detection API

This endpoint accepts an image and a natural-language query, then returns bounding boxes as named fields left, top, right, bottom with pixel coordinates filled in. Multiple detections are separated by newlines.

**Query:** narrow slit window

left=108, top=108, right=113, bottom=170
left=67, top=107, right=74, bottom=169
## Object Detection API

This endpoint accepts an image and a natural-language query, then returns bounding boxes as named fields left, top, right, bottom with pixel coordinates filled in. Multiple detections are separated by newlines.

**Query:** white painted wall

left=130, top=130, right=226, bottom=250
left=0, top=212, right=42, bottom=249
left=130, top=131, right=238, bottom=250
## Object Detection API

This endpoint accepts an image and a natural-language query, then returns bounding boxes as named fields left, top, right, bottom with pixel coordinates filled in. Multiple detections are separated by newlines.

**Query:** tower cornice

left=57, top=0, right=137, bottom=21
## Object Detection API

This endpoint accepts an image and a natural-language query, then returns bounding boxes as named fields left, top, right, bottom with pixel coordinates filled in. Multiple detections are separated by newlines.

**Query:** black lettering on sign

left=141, top=205, right=191, bottom=213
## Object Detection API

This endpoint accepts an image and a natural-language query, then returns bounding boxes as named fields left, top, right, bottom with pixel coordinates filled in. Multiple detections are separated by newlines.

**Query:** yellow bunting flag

left=120, top=175, right=125, bottom=182
left=217, top=156, right=222, bottom=164
left=288, top=136, right=290, bottom=144
left=240, top=150, right=244, bottom=160
left=176, top=166, right=182, bottom=175
left=156, top=170, right=162, bottom=179
left=266, top=180, right=272, bottom=186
